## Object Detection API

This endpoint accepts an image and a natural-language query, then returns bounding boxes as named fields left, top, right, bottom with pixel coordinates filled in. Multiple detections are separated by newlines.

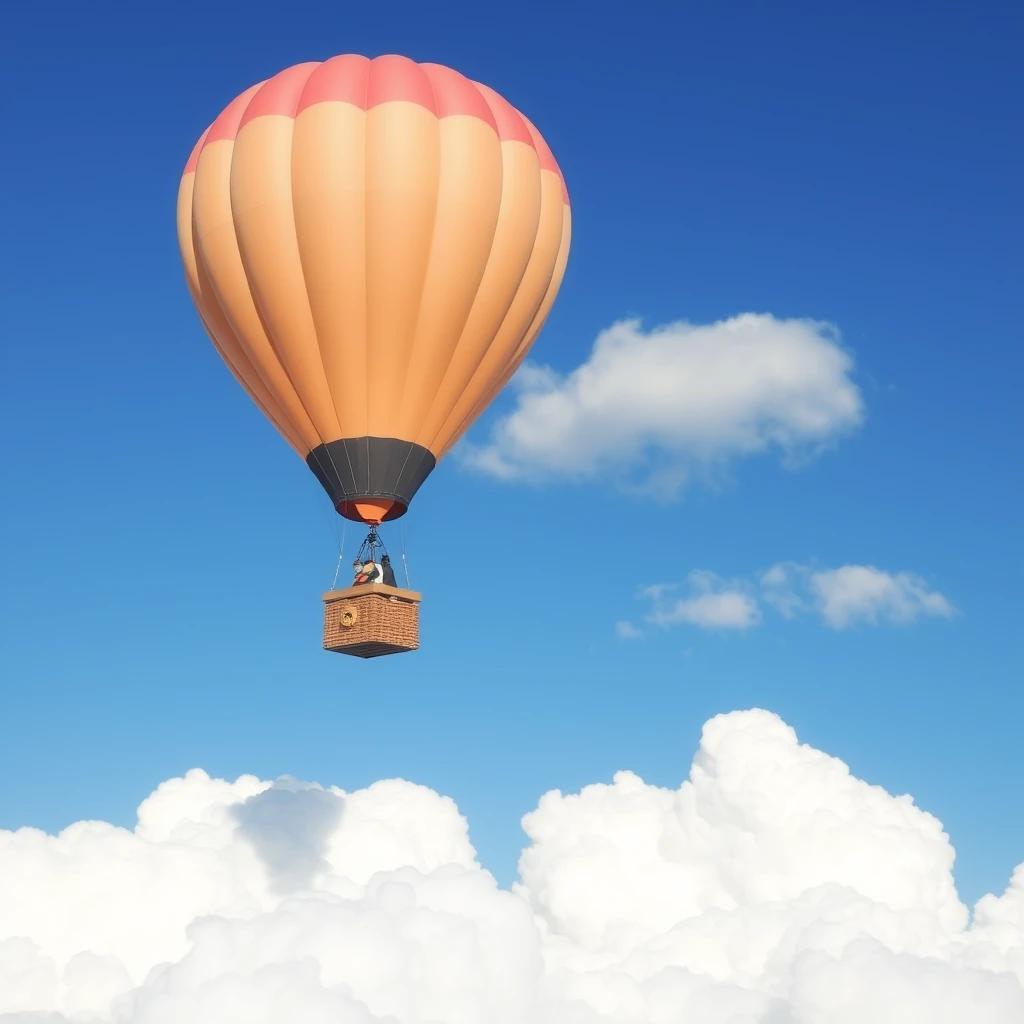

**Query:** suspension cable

left=330, top=523, right=347, bottom=589
left=400, top=524, right=412, bottom=588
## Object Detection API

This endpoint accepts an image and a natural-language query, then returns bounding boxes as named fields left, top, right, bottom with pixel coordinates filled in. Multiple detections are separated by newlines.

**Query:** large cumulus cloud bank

left=2, top=710, right=1022, bottom=1023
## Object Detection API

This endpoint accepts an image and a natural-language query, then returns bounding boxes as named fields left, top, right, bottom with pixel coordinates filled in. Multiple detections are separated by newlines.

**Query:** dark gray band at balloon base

left=306, top=436, right=436, bottom=521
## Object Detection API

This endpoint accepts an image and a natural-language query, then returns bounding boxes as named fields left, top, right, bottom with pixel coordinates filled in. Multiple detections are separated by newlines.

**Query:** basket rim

left=323, top=583, right=421, bottom=603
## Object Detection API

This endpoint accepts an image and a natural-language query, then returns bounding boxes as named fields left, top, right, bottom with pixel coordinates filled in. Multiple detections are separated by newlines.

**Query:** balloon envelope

left=177, top=54, right=571, bottom=523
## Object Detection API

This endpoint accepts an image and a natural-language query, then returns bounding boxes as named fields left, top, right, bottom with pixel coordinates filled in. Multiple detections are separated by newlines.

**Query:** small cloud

left=647, top=571, right=761, bottom=631
left=615, top=620, right=643, bottom=640
left=760, top=560, right=811, bottom=619
left=463, top=314, right=863, bottom=496
left=632, top=563, right=953, bottom=634
left=809, top=565, right=955, bottom=629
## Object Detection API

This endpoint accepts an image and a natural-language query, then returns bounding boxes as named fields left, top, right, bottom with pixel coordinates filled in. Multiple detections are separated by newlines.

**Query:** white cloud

left=638, top=563, right=954, bottom=633
left=615, top=620, right=643, bottom=640
left=1, top=709, right=1021, bottom=1023
left=646, top=571, right=761, bottom=630
left=809, top=564, right=956, bottom=628
left=464, top=314, right=863, bottom=495
left=759, top=560, right=810, bottom=618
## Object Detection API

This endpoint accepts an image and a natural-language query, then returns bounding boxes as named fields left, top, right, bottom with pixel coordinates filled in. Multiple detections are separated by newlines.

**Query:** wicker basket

left=322, top=583, right=421, bottom=658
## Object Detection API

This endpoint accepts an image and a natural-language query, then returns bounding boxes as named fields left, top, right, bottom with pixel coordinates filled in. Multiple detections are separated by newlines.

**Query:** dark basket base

left=331, top=640, right=416, bottom=659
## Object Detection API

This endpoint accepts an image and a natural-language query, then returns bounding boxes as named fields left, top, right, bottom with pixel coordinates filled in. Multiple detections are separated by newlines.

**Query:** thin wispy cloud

left=614, top=619, right=643, bottom=640
left=765, top=562, right=956, bottom=629
left=811, top=564, right=956, bottom=628
left=645, top=571, right=761, bottom=631
left=464, top=314, right=864, bottom=496
left=639, top=563, right=954, bottom=633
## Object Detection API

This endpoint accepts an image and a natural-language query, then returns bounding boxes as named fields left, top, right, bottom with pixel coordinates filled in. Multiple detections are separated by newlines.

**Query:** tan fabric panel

left=229, top=116, right=342, bottom=442
left=177, top=174, right=306, bottom=454
left=431, top=170, right=570, bottom=456
left=502, top=200, right=574, bottom=370
left=442, top=200, right=574, bottom=454
left=291, top=102, right=369, bottom=440
left=412, top=139, right=542, bottom=449
left=362, top=102, right=441, bottom=438
left=392, top=115, right=504, bottom=440
left=190, top=141, right=322, bottom=453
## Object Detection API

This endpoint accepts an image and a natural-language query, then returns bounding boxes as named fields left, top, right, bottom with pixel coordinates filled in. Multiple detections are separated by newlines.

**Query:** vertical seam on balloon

left=413, top=77, right=506, bottom=452
left=435, top=175, right=564, bottom=455
left=228, top=72, right=351, bottom=504
left=183, top=179, right=291, bottom=441
left=427, top=131, right=546, bottom=450
left=361, top=61, right=373, bottom=495
left=509, top=209, right=571, bottom=369
left=225, top=93, right=350, bottom=520
left=337, top=433, right=358, bottom=502
left=473, top=211, right=570, bottom=436
left=419, top=122, right=522, bottom=453
left=186, top=83, right=317, bottom=451
left=447, top=205, right=571, bottom=450
left=392, top=65, right=443, bottom=435
left=392, top=441, right=416, bottom=499
left=197, top=310, right=297, bottom=447
left=189, top=159, right=313, bottom=453
left=293, top=61, right=358, bottom=450
left=226, top=85, right=327, bottom=453
left=280, top=62, right=341, bottom=438
left=285, top=62, right=353, bottom=500
left=192, top=197, right=315, bottom=455
left=425, top=145, right=547, bottom=454
left=361, top=60, right=372, bottom=457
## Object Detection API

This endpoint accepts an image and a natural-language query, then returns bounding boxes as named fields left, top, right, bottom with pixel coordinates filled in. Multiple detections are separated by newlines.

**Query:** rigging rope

left=400, top=525, right=412, bottom=588
left=330, top=523, right=347, bottom=589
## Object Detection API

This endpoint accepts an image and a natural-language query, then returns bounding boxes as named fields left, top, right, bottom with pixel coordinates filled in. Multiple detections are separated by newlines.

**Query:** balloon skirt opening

left=339, top=498, right=402, bottom=525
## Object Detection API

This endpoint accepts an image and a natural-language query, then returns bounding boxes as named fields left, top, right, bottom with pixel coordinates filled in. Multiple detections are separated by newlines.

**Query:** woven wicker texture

left=323, top=585, right=420, bottom=659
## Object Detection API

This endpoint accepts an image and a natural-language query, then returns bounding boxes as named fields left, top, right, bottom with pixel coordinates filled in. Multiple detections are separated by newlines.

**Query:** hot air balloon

left=176, top=54, right=570, bottom=657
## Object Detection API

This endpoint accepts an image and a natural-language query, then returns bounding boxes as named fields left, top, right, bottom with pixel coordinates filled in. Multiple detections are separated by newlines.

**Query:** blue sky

left=1, top=0, right=1021, bottom=908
